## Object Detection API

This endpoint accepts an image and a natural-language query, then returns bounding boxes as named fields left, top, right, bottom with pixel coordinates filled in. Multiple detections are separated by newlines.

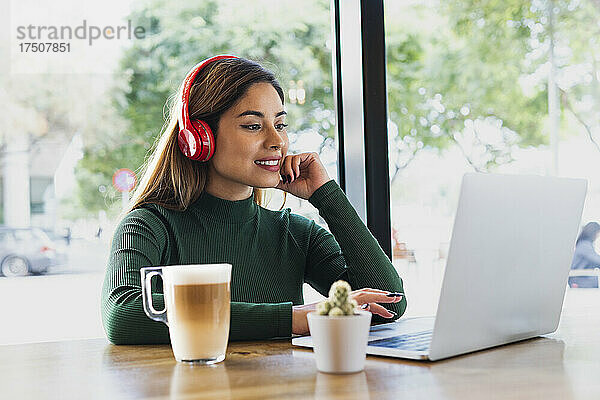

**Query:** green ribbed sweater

left=101, top=179, right=407, bottom=344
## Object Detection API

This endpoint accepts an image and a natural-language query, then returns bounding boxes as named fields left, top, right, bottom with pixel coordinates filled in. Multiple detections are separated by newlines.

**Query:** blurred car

left=0, top=226, right=68, bottom=277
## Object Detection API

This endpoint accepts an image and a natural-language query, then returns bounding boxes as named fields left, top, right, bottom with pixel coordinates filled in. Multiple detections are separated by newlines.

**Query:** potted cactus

left=306, top=280, right=372, bottom=374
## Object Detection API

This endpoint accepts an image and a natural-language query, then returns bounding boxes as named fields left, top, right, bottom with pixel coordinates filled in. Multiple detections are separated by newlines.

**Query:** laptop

left=292, top=172, right=587, bottom=361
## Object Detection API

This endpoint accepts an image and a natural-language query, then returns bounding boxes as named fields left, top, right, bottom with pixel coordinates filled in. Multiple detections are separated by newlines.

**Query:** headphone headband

left=178, top=54, right=238, bottom=160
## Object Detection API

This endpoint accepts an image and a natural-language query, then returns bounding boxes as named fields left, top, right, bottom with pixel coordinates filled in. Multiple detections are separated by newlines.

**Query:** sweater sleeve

left=101, top=209, right=292, bottom=344
left=305, top=179, right=407, bottom=324
left=101, top=209, right=170, bottom=344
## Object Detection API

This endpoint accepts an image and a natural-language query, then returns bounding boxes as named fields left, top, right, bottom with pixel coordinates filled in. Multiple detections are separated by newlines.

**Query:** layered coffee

left=163, top=264, right=231, bottom=362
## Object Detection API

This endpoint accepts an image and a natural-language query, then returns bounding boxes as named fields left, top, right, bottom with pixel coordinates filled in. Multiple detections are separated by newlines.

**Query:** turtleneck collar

left=190, top=190, right=258, bottom=223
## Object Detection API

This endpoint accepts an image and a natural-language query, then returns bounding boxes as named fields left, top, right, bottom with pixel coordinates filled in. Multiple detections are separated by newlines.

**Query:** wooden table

left=2, top=290, right=600, bottom=399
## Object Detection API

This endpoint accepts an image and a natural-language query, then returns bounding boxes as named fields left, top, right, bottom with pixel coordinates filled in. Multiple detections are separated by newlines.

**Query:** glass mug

left=140, top=263, right=232, bottom=364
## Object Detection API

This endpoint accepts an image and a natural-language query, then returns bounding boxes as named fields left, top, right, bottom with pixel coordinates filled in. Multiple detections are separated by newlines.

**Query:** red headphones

left=177, top=55, right=239, bottom=161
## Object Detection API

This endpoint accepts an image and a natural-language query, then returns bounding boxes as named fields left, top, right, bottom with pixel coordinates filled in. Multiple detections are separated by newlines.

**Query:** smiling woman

left=101, top=56, right=406, bottom=345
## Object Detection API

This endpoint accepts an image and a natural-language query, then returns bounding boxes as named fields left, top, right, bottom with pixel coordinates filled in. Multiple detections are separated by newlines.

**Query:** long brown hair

left=124, top=57, right=287, bottom=217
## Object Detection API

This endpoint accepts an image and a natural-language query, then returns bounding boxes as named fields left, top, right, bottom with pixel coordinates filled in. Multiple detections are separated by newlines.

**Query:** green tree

left=552, top=0, right=600, bottom=152
left=436, top=0, right=600, bottom=169
left=386, top=0, right=550, bottom=177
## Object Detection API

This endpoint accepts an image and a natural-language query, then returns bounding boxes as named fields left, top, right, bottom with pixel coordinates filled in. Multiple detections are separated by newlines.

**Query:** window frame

left=332, top=0, right=392, bottom=258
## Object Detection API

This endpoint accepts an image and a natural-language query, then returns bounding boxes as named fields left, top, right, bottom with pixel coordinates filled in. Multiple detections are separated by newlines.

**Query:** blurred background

left=1, top=0, right=599, bottom=344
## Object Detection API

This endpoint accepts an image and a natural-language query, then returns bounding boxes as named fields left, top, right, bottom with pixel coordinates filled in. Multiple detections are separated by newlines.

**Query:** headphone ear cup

left=189, top=119, right=215, bottom=161
left=178, top=125, right=199, bottom=160
left=177, top=56, right=236, bottom=161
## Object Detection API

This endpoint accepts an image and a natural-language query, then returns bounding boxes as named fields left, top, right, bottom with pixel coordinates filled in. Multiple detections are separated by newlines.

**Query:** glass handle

left=140, top=267, right=168, bottom=326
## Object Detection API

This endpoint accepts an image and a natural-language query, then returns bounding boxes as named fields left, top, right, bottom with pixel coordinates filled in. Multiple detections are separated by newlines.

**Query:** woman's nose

left=265, top=126, right=285, bottom=150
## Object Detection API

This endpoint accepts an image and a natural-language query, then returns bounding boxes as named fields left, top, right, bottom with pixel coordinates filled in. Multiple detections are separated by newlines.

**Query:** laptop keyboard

left=368, top=330, right=432, bottom=352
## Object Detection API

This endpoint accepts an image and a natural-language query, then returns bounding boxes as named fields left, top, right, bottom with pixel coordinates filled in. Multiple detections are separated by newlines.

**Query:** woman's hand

left=292, top=288, right=404, bottom=335
left=275, top=152, right=330, bottom=200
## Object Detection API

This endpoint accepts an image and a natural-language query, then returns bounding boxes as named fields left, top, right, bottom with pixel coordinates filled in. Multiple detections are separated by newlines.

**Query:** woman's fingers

left=351, top=287, right=404, bottom=296
left=280, top=156, right=292, bottom=183
left=280, top=155, right=301, bottom=183
left=351, top=292, right=403, bottom=304
left=317, top=287, right=403, bottom=319
left=291, top=156, right=301, bottom=181
left=352, top=288, right=390, bottom=294
left=362, top=302, right=396, bottom=318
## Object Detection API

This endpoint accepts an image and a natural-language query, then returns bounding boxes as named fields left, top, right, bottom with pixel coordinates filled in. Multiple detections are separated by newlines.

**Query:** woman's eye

left=241, top=124, right=261, bottom=131
left=276, top=123, right=289, bottom=131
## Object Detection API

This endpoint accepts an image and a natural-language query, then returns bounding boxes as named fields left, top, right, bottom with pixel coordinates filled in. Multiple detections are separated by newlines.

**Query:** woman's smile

left=254, top=159, right=281, bottom=171
left=255, top=164, right=280, bottom=172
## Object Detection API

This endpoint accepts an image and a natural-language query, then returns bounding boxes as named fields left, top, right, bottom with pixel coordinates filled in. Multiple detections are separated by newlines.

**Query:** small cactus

left=317, top=280, right=358, bottom=316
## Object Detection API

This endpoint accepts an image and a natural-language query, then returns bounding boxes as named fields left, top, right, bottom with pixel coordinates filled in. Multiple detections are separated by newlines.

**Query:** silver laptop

left=292, top=173, right=587, bottom=361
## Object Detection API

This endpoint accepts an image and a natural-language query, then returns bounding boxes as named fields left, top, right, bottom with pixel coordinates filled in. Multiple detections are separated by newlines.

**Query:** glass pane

left=385, top=0, right=600, bottom=317
left=1, top=0, right=335, bottom=344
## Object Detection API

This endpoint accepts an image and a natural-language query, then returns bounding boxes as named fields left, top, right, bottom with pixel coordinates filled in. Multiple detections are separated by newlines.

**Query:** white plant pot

left=306, top=310, right=372, bottom=374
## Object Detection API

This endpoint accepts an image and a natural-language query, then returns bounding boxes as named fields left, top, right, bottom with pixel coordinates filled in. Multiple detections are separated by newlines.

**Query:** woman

left=101, top=56, right=407, bottom=344
left=571, top=222, right=600, bottom=270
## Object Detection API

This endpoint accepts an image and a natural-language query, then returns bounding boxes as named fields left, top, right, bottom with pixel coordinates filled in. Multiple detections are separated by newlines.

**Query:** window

left=1, top=0, right=336, bottom=344
left=385, top=0, right=600, bottom=316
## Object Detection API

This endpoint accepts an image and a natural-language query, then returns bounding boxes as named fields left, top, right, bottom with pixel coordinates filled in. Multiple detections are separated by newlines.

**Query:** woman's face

left=206, top=82, right=289, bottom=198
